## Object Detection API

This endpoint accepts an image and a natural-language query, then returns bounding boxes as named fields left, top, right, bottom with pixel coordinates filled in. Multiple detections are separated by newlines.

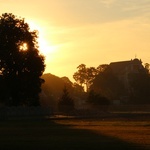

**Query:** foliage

left=91, top=67, right=125, bottom=101
left=128, top=70, right=150, bottom=104
left=73, top=64, right=97, bottom=92
left=73, top=64, right=87, bottom=86
left=58, top=86, right=74, bottom=113
left=40, top=73, right=86, bottom=110
left=87, top=90, right=110, bottom=105
left=72, top=82, right=84, bottom=95
left=73, top=61, right=150, bottom=105
left=97, top=64, right=109, bottom=73
left=0, top=13, right=45, bottom=106
left=40, top=74, right=73, bottom=107
left=144, top=63, right=150, bottom=74
left=92, top=61, right=150, bottom=104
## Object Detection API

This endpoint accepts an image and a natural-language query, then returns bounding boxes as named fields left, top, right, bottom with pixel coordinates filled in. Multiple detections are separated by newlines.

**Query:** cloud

left=121, top=0, right=150, bottom=14
left=46, top=0, right=150, bottom=27
left=1, top=0, right=150, bottom=27
left=98, top=0, right=117, bottom=7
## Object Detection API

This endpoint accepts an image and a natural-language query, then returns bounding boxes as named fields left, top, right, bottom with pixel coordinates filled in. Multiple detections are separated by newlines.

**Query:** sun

left=27, top=20, right=55, bottom=55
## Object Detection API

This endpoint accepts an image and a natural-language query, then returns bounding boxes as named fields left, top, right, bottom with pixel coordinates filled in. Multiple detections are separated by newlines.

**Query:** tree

left=97, top=64, right=109, bottom=73
left=73, top=64, right=86, bottom=87
left=73, top=64, right=97, bottom=92
left=87, top=90, right=110, bottom=105
left=91, top=66, right=125, bottom=101
left=58, top=86, right=74, bottom=114
left=144, top=63, right=150, bottom=74
left=73, top=82, right=84, bottom=95
left=0, top=13, right=45, bottom=106
left=128, top=70, right=150, bottom=104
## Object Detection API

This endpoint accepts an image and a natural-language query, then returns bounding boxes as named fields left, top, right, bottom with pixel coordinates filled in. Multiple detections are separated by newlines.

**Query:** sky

left=1, top=0, right=150, bottom=81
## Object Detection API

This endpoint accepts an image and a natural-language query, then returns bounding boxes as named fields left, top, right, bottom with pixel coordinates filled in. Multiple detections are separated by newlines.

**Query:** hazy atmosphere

left=1, top=0, right=150, bottom=80
left=0, top=2, right=150, bottom=149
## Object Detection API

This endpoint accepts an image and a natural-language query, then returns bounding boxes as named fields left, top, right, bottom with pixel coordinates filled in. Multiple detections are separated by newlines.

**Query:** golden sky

left=1, top=0, right=150, bottom=81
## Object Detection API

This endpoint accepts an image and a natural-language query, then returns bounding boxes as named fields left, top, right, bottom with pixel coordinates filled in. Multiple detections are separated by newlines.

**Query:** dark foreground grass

left=0, top=117, right=149, bottom=150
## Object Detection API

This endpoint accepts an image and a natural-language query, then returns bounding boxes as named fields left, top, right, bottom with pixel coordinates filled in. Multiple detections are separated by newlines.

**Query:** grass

left=55, top=119, right=150, bottom=149
left=0, top=116, right=149, bottom=150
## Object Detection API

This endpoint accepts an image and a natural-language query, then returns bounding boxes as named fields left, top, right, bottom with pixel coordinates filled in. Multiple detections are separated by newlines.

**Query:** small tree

left=58, top=86, right=74, bottom=114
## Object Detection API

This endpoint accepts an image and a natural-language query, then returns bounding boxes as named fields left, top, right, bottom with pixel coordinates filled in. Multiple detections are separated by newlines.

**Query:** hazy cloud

left=45, top=0, right=150, bottom=26
left=98, top=0, right=117, bottom=7
left=1, top=0, right=150, bottom=26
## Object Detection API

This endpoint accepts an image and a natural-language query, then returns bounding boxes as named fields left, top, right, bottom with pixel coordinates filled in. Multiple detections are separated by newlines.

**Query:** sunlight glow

left=27, top=20, right=55, bottom=55
left=19, top=43, right=28, bottom=51
left=38, top=36, right=54, bottom=55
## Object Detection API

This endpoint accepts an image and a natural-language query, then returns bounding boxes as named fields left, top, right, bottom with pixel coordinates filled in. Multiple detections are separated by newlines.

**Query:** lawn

left=0, top=115, right=149, bottom=150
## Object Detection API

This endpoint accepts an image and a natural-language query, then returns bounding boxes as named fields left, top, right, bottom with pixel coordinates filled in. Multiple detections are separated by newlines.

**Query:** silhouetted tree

left=87, top=90, right=110, bottom=105
left=144, top=63, right=150, bottom=74
left=91, top=66, right=125, bottom=101
left=128, top=70, right=150, bottom=104
left=97, top=64, right=109, bottom=74
left=0, top=13, right=45, bottom=106
left=73, top=64, right=97, bottom=92
left=58, top=86, right=74, bottom=114
left=73, top=82, right=84, bottom=95
left=73, top=64, right=86, bottom=87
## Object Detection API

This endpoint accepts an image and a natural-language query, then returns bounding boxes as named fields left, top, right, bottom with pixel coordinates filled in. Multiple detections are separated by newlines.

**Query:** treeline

left=73, top=61, right=150, bottom=105
left=40, top=73, right=85, bottom=112
left=40, top=60, right=150, bottom=113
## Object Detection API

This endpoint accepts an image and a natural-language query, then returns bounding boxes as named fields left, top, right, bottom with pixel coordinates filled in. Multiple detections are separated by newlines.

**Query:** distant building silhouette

left=109, top=58, right=144, bottom=103
left=110, top=59, right=143, bottom=87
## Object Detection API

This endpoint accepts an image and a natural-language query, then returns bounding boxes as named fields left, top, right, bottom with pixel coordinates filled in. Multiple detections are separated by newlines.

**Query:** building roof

left=109, top=59, right=142, bottom=74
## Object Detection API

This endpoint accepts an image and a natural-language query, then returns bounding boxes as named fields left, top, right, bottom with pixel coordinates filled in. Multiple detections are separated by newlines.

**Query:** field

left=0, top=114, right=149, bottom=150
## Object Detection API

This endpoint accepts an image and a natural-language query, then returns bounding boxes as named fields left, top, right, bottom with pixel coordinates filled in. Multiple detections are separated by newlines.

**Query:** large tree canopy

left=91, top=67, right=125, bottom=101
left=0, top=13, right=45, bottom=106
